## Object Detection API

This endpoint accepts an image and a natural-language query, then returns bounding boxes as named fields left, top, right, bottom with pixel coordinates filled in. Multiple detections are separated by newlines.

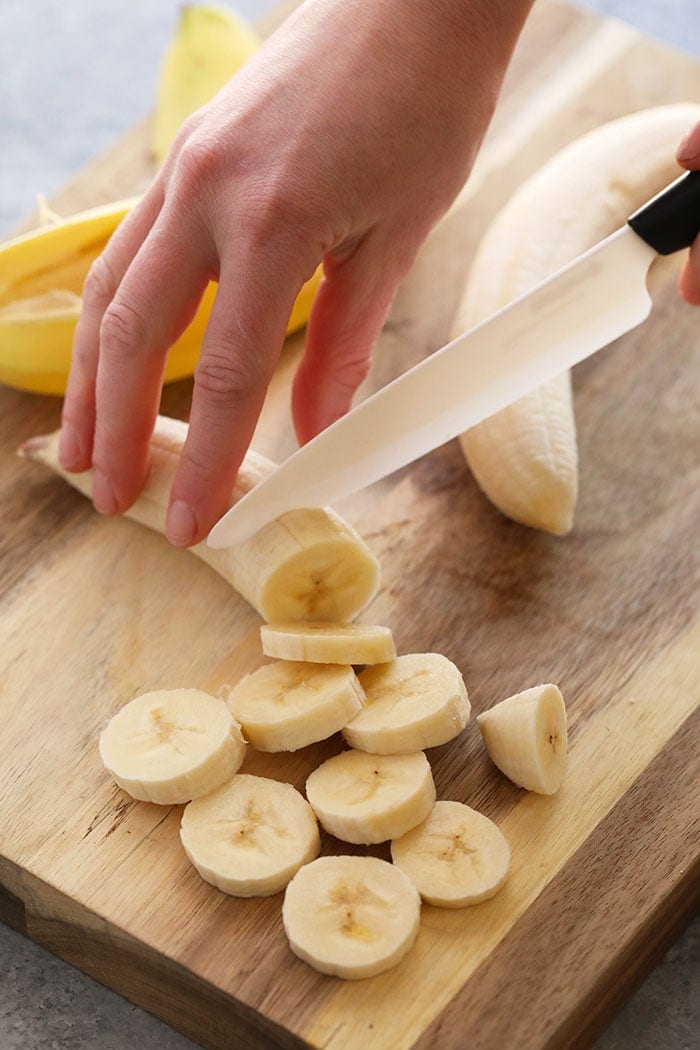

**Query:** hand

left=59, top=0, right=533, bottom=546
left=677, top=121, right=700, bottom=304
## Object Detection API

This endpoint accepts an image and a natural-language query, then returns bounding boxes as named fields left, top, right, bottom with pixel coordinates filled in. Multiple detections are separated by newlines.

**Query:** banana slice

left=180, top=774, right=320, bottom=897
left=260, top=622, right=396, bottom=665
left=99, top=688, right=246, bottom=804
left=390, top=800, right=510, bottom=907
left=226, top=661, right=364, bottom=752
left=343, top=653, right=470, bottom=754
left=477, top=683, right=567, bottom=794
left=282, top=855, right=421, bottom=979
left=305, top=750, right=435, bottom=844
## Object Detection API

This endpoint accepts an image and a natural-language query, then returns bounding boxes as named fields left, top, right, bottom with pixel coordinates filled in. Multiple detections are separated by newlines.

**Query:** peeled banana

left=226, top=660, right=365, bottom=752
left=283, top=855, right=421, bottom=979
left=391, top=801, right=510, bottom=908
left=180, top=774, right=320, bottom=897
left=99, top=688, right=246, bottom=804
left=153, top=4, right=260, bottom=164
left=454, top=102, right=700, bottom=534
left=260, top=622, right=396, bottom=665
left=477, top=683, right=567, bottom=795
left=19, top=416, right=381, bottom=623
left=0, top=202, right=320, bottom=396
left=343, top=653, right=470, bottom=754
left=305, top=749, right=436, bottom=845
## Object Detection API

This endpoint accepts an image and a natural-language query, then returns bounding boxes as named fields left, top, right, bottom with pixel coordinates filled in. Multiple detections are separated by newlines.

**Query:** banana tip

left=17, top=434, right=48, bottom=460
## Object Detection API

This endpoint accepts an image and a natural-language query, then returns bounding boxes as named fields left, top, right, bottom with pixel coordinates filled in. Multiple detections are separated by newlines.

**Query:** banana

left=0, top=203, right=320, bottom=396
left=99, top=688, right=246, bottom=804
left=390, top=800, right=510, bottom=908
left=259, top=622, right=396, bottom=665
left=180, top=773, right=320, bottom=897
left=19, top=416, right=381, bottom=623
left=225, top=661, right=364, bottom=752
left=282, top=855, right=421, bottom=979
left=477, top=683, right=567, bottom=795
left=305, top=750, right=435, bottom=845
left=342, top=653, right=469, bottom=754
left=152, top=4, right=260, bottom=164
left=454, top=102, right=700, bottom=534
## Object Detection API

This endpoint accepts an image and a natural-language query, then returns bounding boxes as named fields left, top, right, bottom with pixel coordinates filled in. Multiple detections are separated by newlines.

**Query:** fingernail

left=58, top=423, right=82, bottom=470
left=92, top=468, right=118, bottom=515
left=677, top=127, right=700, bottom=162
left=166, top=500, right=197, bottom=546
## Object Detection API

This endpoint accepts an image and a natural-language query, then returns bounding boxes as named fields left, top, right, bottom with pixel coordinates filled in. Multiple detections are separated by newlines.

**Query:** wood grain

left=1, top=2, right=699, bottom=1048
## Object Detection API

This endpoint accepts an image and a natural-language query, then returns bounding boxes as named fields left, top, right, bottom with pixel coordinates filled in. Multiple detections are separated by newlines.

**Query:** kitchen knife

left=208, top=170, right=700, bottom=549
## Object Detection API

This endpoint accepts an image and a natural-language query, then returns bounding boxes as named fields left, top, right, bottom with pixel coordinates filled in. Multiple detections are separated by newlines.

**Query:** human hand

left=677, top=121, right=700, bottom=304
left=59, top=0, right=533, bottom=546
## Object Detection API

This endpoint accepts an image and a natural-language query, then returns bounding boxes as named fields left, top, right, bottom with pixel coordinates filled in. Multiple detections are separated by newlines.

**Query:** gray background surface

left=1, top=1, right=698, bottom=1047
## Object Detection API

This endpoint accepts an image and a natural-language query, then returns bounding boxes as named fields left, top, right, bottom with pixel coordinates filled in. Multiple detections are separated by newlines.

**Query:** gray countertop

left=1, top=1, right=698, bottom=1047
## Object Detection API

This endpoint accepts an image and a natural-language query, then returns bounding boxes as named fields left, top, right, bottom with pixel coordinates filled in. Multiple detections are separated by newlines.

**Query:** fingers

left=679, top=239, right=700, bottom=305
left=676, top=121, right=700, bottom=168
left=89, top=209, right=214, bottom=515
left=165, top=250, right=305, bottom=546
left=59, top=182, right=165, bottom=473
left=291, top=239, right=403, bottom=445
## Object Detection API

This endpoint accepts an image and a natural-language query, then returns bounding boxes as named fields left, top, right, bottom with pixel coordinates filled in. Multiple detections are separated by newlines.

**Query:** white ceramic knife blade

left=208, top=225, right=656, bottom=549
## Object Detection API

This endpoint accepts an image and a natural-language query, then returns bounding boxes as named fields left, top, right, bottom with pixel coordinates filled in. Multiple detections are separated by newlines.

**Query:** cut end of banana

left=282, top=855, right=421, bottom=979
left=343, top=654, right=470, bottom=754
left=391, top=800, right=510, bottom=908
left=99, top=688, right=246, bottom=805
left=181, top=774, right=320, bottom=897
left=305, top=749, right=436, bottom=844
left=226, top=661, right=365, bottom=753
left=477, top=683, right=567, bottom=794
left=260, top=622, right=396, bottom=665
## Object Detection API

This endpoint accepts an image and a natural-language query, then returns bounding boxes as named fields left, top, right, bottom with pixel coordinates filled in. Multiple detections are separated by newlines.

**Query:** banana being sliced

left=180, top=774, right=320, bottom=897
left=282, top=855, right=421, bottom=979
left=226, top=661, right=365, bottom=753
left=260, top=622, right=396, bottom=665
left=99, top=688, right=246, bottom=804
left=305, top=750, right=435, bottom=844
left=343, top=653, right=470, bottom=754
left=477, top=683, right=567, bottom=794
left=390, top=801, right=510, bottom=907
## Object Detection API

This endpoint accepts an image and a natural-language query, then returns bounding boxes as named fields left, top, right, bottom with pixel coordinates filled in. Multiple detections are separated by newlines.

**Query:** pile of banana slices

left=99, top=620, right=567, bottom=980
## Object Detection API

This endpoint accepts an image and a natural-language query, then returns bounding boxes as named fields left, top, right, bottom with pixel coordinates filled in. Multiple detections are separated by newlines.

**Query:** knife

left=208, top=170, right=700, bottom=549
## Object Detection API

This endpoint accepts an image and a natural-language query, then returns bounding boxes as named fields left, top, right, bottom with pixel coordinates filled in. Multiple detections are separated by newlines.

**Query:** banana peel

left=152, top=3, right=261, bottom=164
left=0, top=199, right=321, bottom=396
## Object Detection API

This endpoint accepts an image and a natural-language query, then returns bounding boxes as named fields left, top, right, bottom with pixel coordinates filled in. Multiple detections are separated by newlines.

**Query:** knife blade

left=208, top=170, right=700, bottom=549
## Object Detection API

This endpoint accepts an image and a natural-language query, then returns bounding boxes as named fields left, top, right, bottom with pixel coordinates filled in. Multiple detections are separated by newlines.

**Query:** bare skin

left=676, top=121, right=700, bottom=305
left=58, top=0, right=697, bottom=548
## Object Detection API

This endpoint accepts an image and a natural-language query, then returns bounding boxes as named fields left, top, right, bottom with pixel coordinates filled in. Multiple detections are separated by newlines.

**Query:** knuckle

left=194, top=350, right=262, bottom=405
left=176, top=135, right=225, bottom=189
left=332, top=351, right=372, bottom=393
left=83, top=253, right=119, bottom=308
left=99, top=297, right=147, bottom=360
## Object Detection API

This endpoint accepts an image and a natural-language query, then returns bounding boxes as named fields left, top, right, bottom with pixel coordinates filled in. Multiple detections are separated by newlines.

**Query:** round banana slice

left=282, top=855, right=421, bottom=979
left=181, top=774, right=320, bottom=897
left=391, top=800, right=510, bottom=907
left=226, top=661, right=364, bottom=752
left=343, top=653, right=470, bottom=754
left=260, top=622, right=396, bottom=665
left=477, top=683, right=567, bottom=794
left=99, top=688, right=246, bottom=804
left=305, top=749, right=435, bottom=844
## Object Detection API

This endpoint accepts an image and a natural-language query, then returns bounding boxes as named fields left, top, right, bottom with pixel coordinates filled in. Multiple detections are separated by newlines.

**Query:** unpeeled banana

left=282, top=855, right=421, bottom=979
left=343, top=653, right=470, bottom=753
left=99, top=688, right=246, bottom=804
left=305, top=749, right=436, bottom=845
left=260, top=622, right=396, bottom=665
left=226, top=660, right=365, bottom=752
left=19, top=416, right=381, bottom=623
left=454, top=102, right=700, bottom=534
left=477, top=683, right=567, bottom=794
left=180, top=774, right=320, bottom=896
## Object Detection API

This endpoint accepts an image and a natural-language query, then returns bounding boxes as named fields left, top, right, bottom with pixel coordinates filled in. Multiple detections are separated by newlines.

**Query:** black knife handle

left=628, top=169, right=700, bottom=255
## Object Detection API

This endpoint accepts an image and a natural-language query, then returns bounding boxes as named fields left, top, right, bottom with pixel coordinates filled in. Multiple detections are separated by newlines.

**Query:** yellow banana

left=0, top=199, right=320, bottom=395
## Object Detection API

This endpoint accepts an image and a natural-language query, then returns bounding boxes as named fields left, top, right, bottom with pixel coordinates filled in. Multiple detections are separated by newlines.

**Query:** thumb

left=292, top=238, right=406, bottom=445
left=676, top=121, right=700, bottom=169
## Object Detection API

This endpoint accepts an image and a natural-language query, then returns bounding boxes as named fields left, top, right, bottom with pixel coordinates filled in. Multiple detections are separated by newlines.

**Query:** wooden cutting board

left=1, top=2, right=698, bottom=1047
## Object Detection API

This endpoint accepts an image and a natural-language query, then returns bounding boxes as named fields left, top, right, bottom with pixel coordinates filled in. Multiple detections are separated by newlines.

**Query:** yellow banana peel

left=152, top=3, right=261, bottom=164
left=0, top=199, right=320, bottom=396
